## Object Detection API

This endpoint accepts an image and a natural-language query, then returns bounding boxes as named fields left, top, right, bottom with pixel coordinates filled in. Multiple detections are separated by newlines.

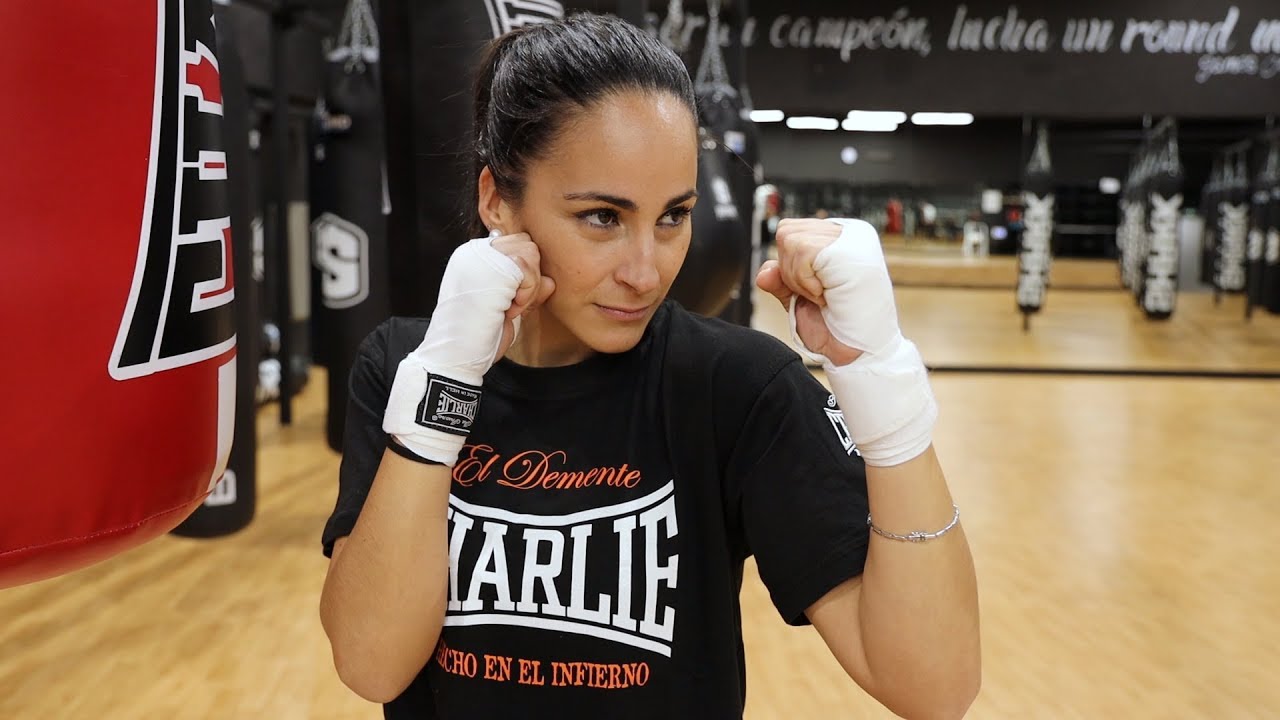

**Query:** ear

left=477, top=166, right=519, bottom=235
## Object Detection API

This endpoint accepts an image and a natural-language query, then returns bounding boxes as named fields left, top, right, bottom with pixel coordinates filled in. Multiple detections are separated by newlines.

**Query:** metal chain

left=659, top=0, right=686, bottom=52
left=333, top=0, right=380, bottom=71
left=694, top=0, right=736, bottom=98
left=868, top=505, right=961, bottom=543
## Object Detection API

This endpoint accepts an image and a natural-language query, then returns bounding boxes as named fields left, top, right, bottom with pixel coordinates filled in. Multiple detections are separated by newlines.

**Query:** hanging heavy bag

left=669, top=132, right=751, bottom=317
left=1140, top=129, right=1184, bottom=320
left=1246, top=140, right=1278, bottom=313
left=1016, top=123, right=1054, bottom=315
left=169, top=0, right=257, bottom=538
left=701, top=88, right=756, bottom=326
left=715, top=0, right=762, bottom=327
left=1117, top=159, right=1139, bottom=290
left=1122, top=153, right=1150, bottom=296
left=309, top=0, right=392, bottom=453
left=379, top=0, right=563, bottom=320
left=1266, top=150, right=1280, bottom=315
left=1199, top=158, right=1222, bottom=287
left=669, top=0, right=751, bottom=319
left=1214, top=152, right=1249, bottom=294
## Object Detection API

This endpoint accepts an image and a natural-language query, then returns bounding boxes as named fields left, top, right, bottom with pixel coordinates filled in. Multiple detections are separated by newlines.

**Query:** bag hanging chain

left=333, top=0, right=380, bottom=72
left=659, top=0, right=686, bottom=53
left=694, top=0, right=736, bottom=99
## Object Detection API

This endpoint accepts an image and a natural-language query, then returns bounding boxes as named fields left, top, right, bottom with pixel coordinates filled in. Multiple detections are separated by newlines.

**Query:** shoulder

left=347, top=316, right=431, bottom=398
left=356, top=316, right=431, bottom=366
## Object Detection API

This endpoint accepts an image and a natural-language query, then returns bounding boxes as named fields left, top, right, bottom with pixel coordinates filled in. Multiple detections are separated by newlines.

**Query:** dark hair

left=468, top=13, right=697, bottom=235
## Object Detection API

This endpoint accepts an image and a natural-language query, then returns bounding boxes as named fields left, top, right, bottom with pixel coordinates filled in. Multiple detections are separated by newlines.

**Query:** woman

left=319, top=13, right=979, bottom=719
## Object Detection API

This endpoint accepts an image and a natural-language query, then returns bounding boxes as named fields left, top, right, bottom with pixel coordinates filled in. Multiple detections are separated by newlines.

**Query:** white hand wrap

left=382, top=237, right=523, bottom=465
left=789, top=219, right=938, bottom=467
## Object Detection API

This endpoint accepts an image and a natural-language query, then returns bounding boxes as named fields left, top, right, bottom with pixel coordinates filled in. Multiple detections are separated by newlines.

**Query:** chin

left=585, top=325, right=649, bottom=355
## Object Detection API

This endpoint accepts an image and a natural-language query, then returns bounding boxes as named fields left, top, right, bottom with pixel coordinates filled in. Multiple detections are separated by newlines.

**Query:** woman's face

left=501, top=90, right=698, bottom=365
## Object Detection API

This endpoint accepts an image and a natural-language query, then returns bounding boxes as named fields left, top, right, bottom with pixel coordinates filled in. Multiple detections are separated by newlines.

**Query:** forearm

left=320, top=450, right=453, bottom=701
left=859, top=446, right=980, bottom=717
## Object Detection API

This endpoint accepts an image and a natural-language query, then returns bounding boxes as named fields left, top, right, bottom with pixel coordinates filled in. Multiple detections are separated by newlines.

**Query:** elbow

left=912, top=667, right=982, bottom=720
left=934, top=670, right=981, bottom=720
left=320, top=600, right=422, bottom=704
left=332, top=647, right=415, bottom=705
left=873, top=658, right=981, bottom=720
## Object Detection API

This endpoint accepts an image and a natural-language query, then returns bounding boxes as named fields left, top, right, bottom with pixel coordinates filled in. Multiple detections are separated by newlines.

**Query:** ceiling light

left=847, top=110, right=907, bottom=124
left=1099, top=177, right=1122, bottom=195
left=786, top=116, right=840, bottom=131
left=842, top=117, right=899, bottom=132
left=749, top=109, right=785, bottom=123
left=910, top=112, right=974, bottom=126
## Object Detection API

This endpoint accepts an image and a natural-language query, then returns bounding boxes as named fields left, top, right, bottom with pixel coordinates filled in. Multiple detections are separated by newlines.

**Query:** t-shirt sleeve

left=320, top=320, right=394, bottom=558
left=728, top=358, right=871, bottom=626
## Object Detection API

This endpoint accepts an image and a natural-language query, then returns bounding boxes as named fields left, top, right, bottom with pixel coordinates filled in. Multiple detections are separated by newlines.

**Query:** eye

left=578, top=209, right=620, bottom=228
left=659, top=206, right=692, bottom=228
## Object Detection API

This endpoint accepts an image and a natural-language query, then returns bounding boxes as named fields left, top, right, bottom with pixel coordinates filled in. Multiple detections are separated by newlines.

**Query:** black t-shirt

left=322, top=300, right=870, bottom=719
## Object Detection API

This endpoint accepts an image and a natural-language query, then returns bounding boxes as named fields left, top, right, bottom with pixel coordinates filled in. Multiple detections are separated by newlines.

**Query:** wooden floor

left=3, top=288, right=1280, bottom=719
left=754, top=283, right=1280, bottom=375
left=884, top=243, right=1123, bottom=291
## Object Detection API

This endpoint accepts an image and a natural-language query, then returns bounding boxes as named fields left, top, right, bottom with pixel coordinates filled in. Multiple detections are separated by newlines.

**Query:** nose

left=614, top=227, right=661, bottom=296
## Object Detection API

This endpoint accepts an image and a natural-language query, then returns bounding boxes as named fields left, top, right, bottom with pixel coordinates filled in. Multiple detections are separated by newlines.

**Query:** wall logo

left=312, top=212, right=370, bottom=309
left=482, top=0, right=563, bottom=38
left=110, top=0, right=236, bottom=381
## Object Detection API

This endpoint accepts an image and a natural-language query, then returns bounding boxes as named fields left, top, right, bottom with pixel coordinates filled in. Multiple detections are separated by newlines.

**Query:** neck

left=504, top=308, right=594, bottom=368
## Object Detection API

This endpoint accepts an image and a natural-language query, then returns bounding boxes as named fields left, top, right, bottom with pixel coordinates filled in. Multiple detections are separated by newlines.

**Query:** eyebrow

left=563, top=189, right=698, bottom=211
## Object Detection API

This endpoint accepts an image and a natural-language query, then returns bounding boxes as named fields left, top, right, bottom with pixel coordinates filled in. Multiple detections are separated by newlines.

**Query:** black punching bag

left=1117, top=157, right=1142, bottom=291
left=1140, top=128, right=1184, bottom=320
left=1214, top=152, right=1249, bottom=294
left=669, top=130, right=750, bottom=316
left=1266, top=143, right=1280, bottom=314
left=379, top=0, right=562, bottom=320
left=1246, top=140, right=1278, bottom=314
left=1016, top=122, right=1053, bottom=316
left=670, top=0, right=751, bottom=318
left=702, top=88, right=755, bottom=325
left=172, top=0, right=258, bottom=538
left=1199, top=158, right=1222, bottom=287
left=715, top=0, right=761, bottom=327
left=309, top=0, right=392, bottom=453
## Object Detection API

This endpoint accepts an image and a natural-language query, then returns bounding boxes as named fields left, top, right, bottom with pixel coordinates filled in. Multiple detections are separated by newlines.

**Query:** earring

left=488, top=228, right=501, bottom=239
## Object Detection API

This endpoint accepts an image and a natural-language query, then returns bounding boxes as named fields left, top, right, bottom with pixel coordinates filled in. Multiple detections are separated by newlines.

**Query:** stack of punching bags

left=1116, top=126, right=1184, bottom=320
left=1199, top=139, right=1280, bottom=316
left=1246, top=140, right=1280, bottom=315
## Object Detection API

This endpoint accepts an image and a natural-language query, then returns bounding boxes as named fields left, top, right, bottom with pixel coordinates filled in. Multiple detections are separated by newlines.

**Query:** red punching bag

left=0, top=0, right=237, bottom=588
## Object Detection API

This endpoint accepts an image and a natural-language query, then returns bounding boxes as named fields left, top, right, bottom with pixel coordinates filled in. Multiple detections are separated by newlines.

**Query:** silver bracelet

left=867, top=505, right=960, bottom=543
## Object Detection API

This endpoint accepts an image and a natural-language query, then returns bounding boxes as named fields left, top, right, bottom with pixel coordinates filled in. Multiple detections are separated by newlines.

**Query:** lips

left=596, top=302, right=652, bottom=320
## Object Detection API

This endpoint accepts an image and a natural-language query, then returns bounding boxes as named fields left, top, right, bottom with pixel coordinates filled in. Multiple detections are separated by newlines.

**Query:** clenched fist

left=490, top=231, right=557, bottom=359
left=756, top=218, right=900, bottom=367
left=757, top=217, right=936, bottom=467
left=382, top=230, right=554, bottom=466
